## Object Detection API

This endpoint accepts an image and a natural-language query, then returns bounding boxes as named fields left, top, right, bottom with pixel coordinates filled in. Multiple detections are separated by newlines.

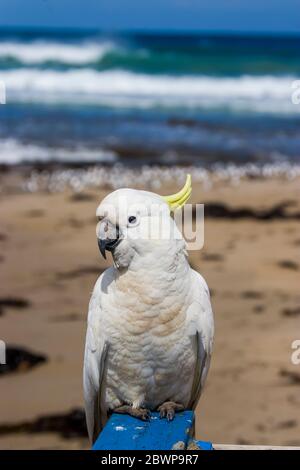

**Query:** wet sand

left=0, top=168, right=300, bottom=449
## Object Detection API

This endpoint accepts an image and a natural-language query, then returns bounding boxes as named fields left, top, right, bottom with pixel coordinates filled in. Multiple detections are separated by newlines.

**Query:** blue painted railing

left=92, top=411, right=213, bottom=450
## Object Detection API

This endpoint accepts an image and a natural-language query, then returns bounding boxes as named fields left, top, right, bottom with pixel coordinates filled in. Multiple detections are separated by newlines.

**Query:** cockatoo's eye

left=128, top=215, right=137, bottom=225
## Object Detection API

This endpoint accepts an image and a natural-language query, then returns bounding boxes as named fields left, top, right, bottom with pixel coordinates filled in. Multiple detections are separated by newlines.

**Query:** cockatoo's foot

left=113, top=405, right=151, bottom=421
left=157, top=401, right=185, bottom=421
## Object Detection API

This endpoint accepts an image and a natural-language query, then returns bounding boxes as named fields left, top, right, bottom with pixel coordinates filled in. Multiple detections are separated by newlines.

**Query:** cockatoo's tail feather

left=162, top=174, right=192, bottom=211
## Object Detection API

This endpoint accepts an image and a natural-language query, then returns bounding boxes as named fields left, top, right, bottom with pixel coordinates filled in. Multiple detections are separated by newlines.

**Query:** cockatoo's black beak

left=98, top=238, right=107, bottom=259
left=97, top=226, right=121, bottom=259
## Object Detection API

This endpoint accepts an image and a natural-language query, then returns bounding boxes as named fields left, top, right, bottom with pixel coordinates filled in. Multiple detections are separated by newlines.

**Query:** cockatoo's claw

left=113, top=405, right=151, bottom=421
left=139, top=408, right=151, bottom=421
left=158, top=406, right=166, bottom=419
left=158, top=401, right=185, bottom=421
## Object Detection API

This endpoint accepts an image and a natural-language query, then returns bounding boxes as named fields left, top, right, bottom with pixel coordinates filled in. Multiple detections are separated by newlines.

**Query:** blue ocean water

left=0, top=29, right=299, bottom=166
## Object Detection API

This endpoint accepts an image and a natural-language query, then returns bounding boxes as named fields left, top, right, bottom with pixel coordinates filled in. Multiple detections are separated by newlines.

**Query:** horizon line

left=0, top=25, right=299, bottom=38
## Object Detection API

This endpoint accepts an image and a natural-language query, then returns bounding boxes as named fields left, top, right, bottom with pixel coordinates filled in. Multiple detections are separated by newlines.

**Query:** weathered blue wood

left=191, top=439, right=214, bottom=450
left=92, top=411, right=213, bottom=450
left=93, top=411, right=193, bottom=450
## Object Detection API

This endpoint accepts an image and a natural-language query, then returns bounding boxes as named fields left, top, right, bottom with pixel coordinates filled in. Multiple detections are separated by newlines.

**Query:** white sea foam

left=1, top=69, right=297, bottom=113
left=0, top=40, right=113, bottom=64
left=0, top=138, right=118, bottom=164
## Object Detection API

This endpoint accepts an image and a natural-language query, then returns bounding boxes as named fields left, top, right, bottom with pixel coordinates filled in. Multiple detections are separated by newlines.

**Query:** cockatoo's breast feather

left=99, top=255, right=195, bottom=409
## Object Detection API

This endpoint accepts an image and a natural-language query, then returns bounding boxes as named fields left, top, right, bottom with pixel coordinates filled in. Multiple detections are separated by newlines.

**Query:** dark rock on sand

left=0, top=346, right=47, bottom=375
left=0, top=297, right=31, bottom=316
left=275, top=420, right=297, bottom=429
left=200, top=201, right=300, bottom=221
left=282, top=307, right=300, bottom=317
left=70, top=192, right=96, bottom=202
left=0, top=408, right=86, bottom=439
left=279, top=369, right=300, bottom=385
left=277, top=260, right=299, bottom=271
left=241, top=291, right=264, bottom=299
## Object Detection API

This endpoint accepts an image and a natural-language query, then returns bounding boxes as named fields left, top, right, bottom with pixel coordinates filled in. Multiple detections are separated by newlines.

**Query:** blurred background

left=0, top=0, right=299, bottom=449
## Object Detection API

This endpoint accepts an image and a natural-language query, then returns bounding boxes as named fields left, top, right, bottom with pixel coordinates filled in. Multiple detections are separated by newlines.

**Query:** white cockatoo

left=83, top=175, right=214, bottom=443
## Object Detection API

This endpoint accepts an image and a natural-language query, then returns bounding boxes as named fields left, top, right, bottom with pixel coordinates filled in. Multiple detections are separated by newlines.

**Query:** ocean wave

left=0, top=138, right=118, bottom=164
left=0, top=40, right=114, bottom=64
left=1, top=69, right=298, bottom=114
left=0, top=36, right=298, bottom=77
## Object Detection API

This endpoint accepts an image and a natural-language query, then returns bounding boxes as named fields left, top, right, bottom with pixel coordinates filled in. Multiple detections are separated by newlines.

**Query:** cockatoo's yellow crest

left=162, top=174, right=192, bottom=211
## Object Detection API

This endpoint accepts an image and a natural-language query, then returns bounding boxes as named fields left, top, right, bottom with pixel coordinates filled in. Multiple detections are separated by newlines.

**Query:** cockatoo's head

left=96, top=175, right=191, bottom=269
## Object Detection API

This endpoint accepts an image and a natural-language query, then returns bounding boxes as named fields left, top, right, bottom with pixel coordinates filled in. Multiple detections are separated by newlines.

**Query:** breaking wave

left=1, top=68, right=298, bottom=114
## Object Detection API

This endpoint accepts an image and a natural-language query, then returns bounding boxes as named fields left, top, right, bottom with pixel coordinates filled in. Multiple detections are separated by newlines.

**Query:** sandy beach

left=0, top=166, right=299, bottom=449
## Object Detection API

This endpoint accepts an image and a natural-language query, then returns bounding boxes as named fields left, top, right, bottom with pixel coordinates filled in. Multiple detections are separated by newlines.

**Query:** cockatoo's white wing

left=187, top=270, right=214, bottom=409
left=83, top=269, right=113, bottom=443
